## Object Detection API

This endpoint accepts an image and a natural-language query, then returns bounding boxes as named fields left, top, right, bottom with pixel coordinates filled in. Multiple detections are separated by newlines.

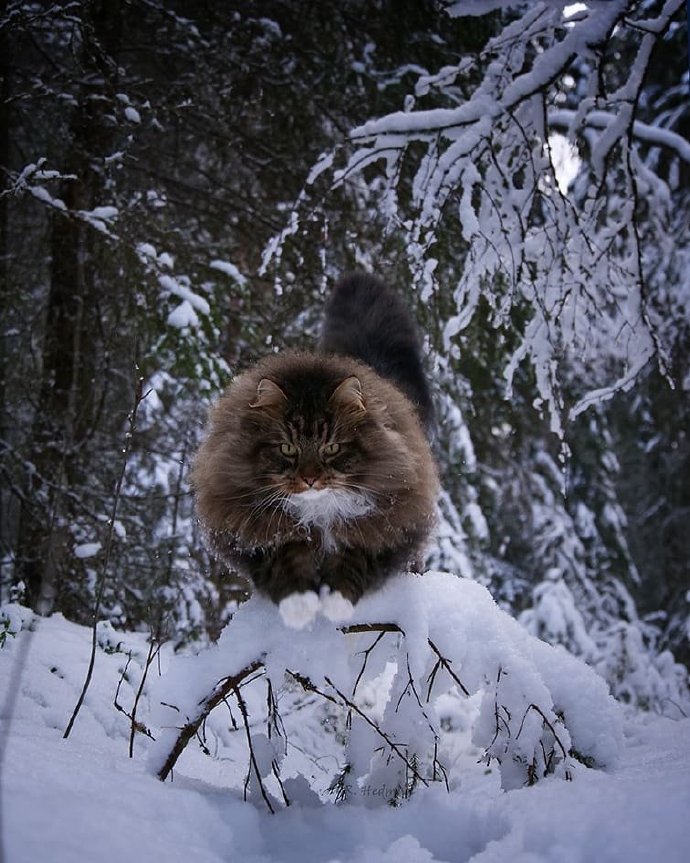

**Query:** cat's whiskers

left=336, top=480, right=386, bottom=500
left=239, top=506, right=286, bottom=543
left=238, top=488, right=290, bottom=535
left=221, top=483, right=281, bottom=504
left=251, top=489, right=290, bottom=518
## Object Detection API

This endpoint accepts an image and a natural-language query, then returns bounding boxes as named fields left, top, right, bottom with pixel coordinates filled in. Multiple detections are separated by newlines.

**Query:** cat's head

left=244, top=372, right=374, bottom=499
left=192, top=353, right=433, bottom=541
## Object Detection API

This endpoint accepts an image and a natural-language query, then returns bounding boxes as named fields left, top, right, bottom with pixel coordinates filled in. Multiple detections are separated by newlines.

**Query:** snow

left=2, top=577, right=690, bottom=863
left=135, top=242, right=157, bottom=260
left=549, top=108, right=690, bottom=165
left=29, top=185, right=67, bottom=210
left=167, top=299, right=200, bottom=330
left=158, top=274, right=210, bottom=315
left=76, top=205, right=119, bottom=236
left=548, top=132, right=581, bottom=193
left=73, top=542, right=102, bottom=559
left=85, top=206, right=118, bottom=221
left=209, top=259, right=247, bottom=285
left=124, top=106, right=141, bottom=124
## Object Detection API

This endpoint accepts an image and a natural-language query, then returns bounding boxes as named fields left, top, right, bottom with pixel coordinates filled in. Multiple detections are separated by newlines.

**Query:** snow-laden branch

left=272, top=0, right=685, bottom=439
left=149, top=574, right=623, bottom=806
left=349, top=2, right=624, bottom=143
left=549, top=110, right=690, bottom=166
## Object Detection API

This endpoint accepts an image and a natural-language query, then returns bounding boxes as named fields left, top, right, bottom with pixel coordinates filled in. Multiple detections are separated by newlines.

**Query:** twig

left=128, top=640, right=161, bottom=757
left=157, top=659, right=264, bottom=781
left=426, top=639, right=471, bottom=697
left=266, top=678, right=287, bottom=746
left=64, top=374, right=150, bottom=739
left=394, top=654, right=448, bottom=789
left=287, top=668, right=428, bottom=787
left=515, top=703, right=569, bottom=763
left=487, top=667, right=511, bottom=755
left=113, top=652, right=156, bottom=745
left=220, top=695, right=239, bottom=730
left=352, top=630, right=390, bottom=698
left=272, top=760, right=290, bottom=807
left=398, top=655, right=438, bottom=740
left=232, top=682, right=275, bottom=814
left=342, top=622, right=403, bottom=636
left=432, top=740, right=450, bottom=791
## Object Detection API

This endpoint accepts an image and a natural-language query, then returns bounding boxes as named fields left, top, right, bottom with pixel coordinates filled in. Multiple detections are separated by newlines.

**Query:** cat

left=191, top=272, right=438, bottom=623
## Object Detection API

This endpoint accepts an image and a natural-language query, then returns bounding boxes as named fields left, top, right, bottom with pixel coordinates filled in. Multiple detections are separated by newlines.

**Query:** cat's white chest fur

left=285, top=487, right=373, bottom=549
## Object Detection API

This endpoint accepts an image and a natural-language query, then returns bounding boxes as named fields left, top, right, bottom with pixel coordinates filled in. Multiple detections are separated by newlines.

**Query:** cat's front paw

left=320, top=587, right=355, bottom=622
left=278, top=591, right=320, bottom=629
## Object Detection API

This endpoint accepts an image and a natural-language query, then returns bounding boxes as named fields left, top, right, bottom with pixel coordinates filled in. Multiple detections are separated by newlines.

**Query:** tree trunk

left=14, top=2, right=123, bottom=614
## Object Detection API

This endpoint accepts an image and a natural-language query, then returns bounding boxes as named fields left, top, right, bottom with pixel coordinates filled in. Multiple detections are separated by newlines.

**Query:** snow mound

left=149, top=572, right=624, bottom=802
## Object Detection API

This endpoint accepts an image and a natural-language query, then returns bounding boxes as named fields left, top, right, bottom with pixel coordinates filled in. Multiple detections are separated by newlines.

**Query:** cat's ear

left=329, top=376, right=366, bottom=415
left=249, top=378, right=287, bottom=410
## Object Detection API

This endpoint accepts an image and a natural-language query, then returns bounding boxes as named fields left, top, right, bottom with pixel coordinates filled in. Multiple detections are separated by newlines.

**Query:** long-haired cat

left=191, top=273, right=438, bottom=624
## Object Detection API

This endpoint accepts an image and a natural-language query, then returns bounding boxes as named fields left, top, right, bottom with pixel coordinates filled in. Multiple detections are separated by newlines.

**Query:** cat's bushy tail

left=320, top=272, right=435, bottom=434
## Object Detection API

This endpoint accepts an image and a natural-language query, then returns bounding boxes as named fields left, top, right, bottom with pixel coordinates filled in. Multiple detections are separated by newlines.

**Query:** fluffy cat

left=191, top=273, right=438, bottom=619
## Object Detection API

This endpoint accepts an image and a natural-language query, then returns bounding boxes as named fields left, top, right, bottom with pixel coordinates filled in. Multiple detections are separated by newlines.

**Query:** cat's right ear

left=249, top=378, right=287, bottom=410
left=329, top=376, right=366, bottom=415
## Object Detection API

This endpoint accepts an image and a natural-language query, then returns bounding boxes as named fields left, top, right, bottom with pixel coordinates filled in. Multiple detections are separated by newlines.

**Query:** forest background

left=0, top=0, right=688, bottom=715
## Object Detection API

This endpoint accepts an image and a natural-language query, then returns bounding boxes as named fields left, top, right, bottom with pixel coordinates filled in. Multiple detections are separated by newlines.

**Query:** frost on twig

left=148, top=574, right=623, bottom=808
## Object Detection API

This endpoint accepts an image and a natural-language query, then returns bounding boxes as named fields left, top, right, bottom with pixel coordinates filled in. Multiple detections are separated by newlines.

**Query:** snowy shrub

left=0, top=614, right=17, bottom=649
left=149, top=573, right=623, bottom=807
left=0, top=603, right=31, bottom=647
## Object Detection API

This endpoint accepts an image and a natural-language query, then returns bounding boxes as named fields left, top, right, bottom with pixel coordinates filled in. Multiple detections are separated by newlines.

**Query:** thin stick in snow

left=63, top=375, right=151, bottom=740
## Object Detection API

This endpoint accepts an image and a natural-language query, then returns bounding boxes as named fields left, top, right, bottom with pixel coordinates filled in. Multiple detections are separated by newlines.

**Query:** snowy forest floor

left=1, top=584, right=690, bottom=863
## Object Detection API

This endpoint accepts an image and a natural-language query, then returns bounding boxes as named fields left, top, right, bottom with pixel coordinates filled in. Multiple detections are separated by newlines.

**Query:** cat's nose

left=302, top=474, right=317, bottom=487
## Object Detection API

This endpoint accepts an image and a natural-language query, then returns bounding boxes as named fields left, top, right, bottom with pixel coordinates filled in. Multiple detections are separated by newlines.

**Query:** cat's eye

left=280, top=442, right=298, bottom=457
left=322, top=442, right=341, bottom=456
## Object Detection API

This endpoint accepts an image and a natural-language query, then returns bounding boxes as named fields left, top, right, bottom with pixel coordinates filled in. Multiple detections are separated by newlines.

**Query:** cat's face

left=247, top=376, right=372, bottom=504
left=193, top=353, right=437, bottom=556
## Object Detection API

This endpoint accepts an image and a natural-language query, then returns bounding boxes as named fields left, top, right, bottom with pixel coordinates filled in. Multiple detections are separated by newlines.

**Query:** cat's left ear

left=329, top=376, right=366, bottom=415
left=249, top=378, right=287, bottom=410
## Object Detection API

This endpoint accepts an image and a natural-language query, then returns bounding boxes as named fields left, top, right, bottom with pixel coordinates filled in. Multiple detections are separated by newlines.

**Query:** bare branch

left=156, top=659, right=264, bottom=782
left=64, top=375, right=151, bottom=740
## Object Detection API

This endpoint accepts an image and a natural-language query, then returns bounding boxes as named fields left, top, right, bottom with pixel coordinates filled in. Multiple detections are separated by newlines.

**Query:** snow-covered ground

left=2, top=576, right=689, bottom=863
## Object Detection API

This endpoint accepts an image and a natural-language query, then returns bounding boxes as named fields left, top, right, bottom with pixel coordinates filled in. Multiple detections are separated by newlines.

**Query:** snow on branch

left=549, top=109, right=690, bottom=166
left=148, top=574, right=623, bottom=807
left=266, top=0, right=684, bottom=439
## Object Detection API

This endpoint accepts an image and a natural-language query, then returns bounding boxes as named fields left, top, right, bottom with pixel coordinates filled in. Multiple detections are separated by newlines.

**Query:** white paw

left=320, top=589, right=355, bottom=623
left=279, top=591, right=320, bottom=629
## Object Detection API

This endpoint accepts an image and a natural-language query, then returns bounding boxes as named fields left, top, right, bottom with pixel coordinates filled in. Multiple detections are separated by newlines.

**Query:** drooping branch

left=261, top=0, right=685, bottom=438
left=156, top=659, right=264, bottom=781
left=154, top=619, right=478, bottom=791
